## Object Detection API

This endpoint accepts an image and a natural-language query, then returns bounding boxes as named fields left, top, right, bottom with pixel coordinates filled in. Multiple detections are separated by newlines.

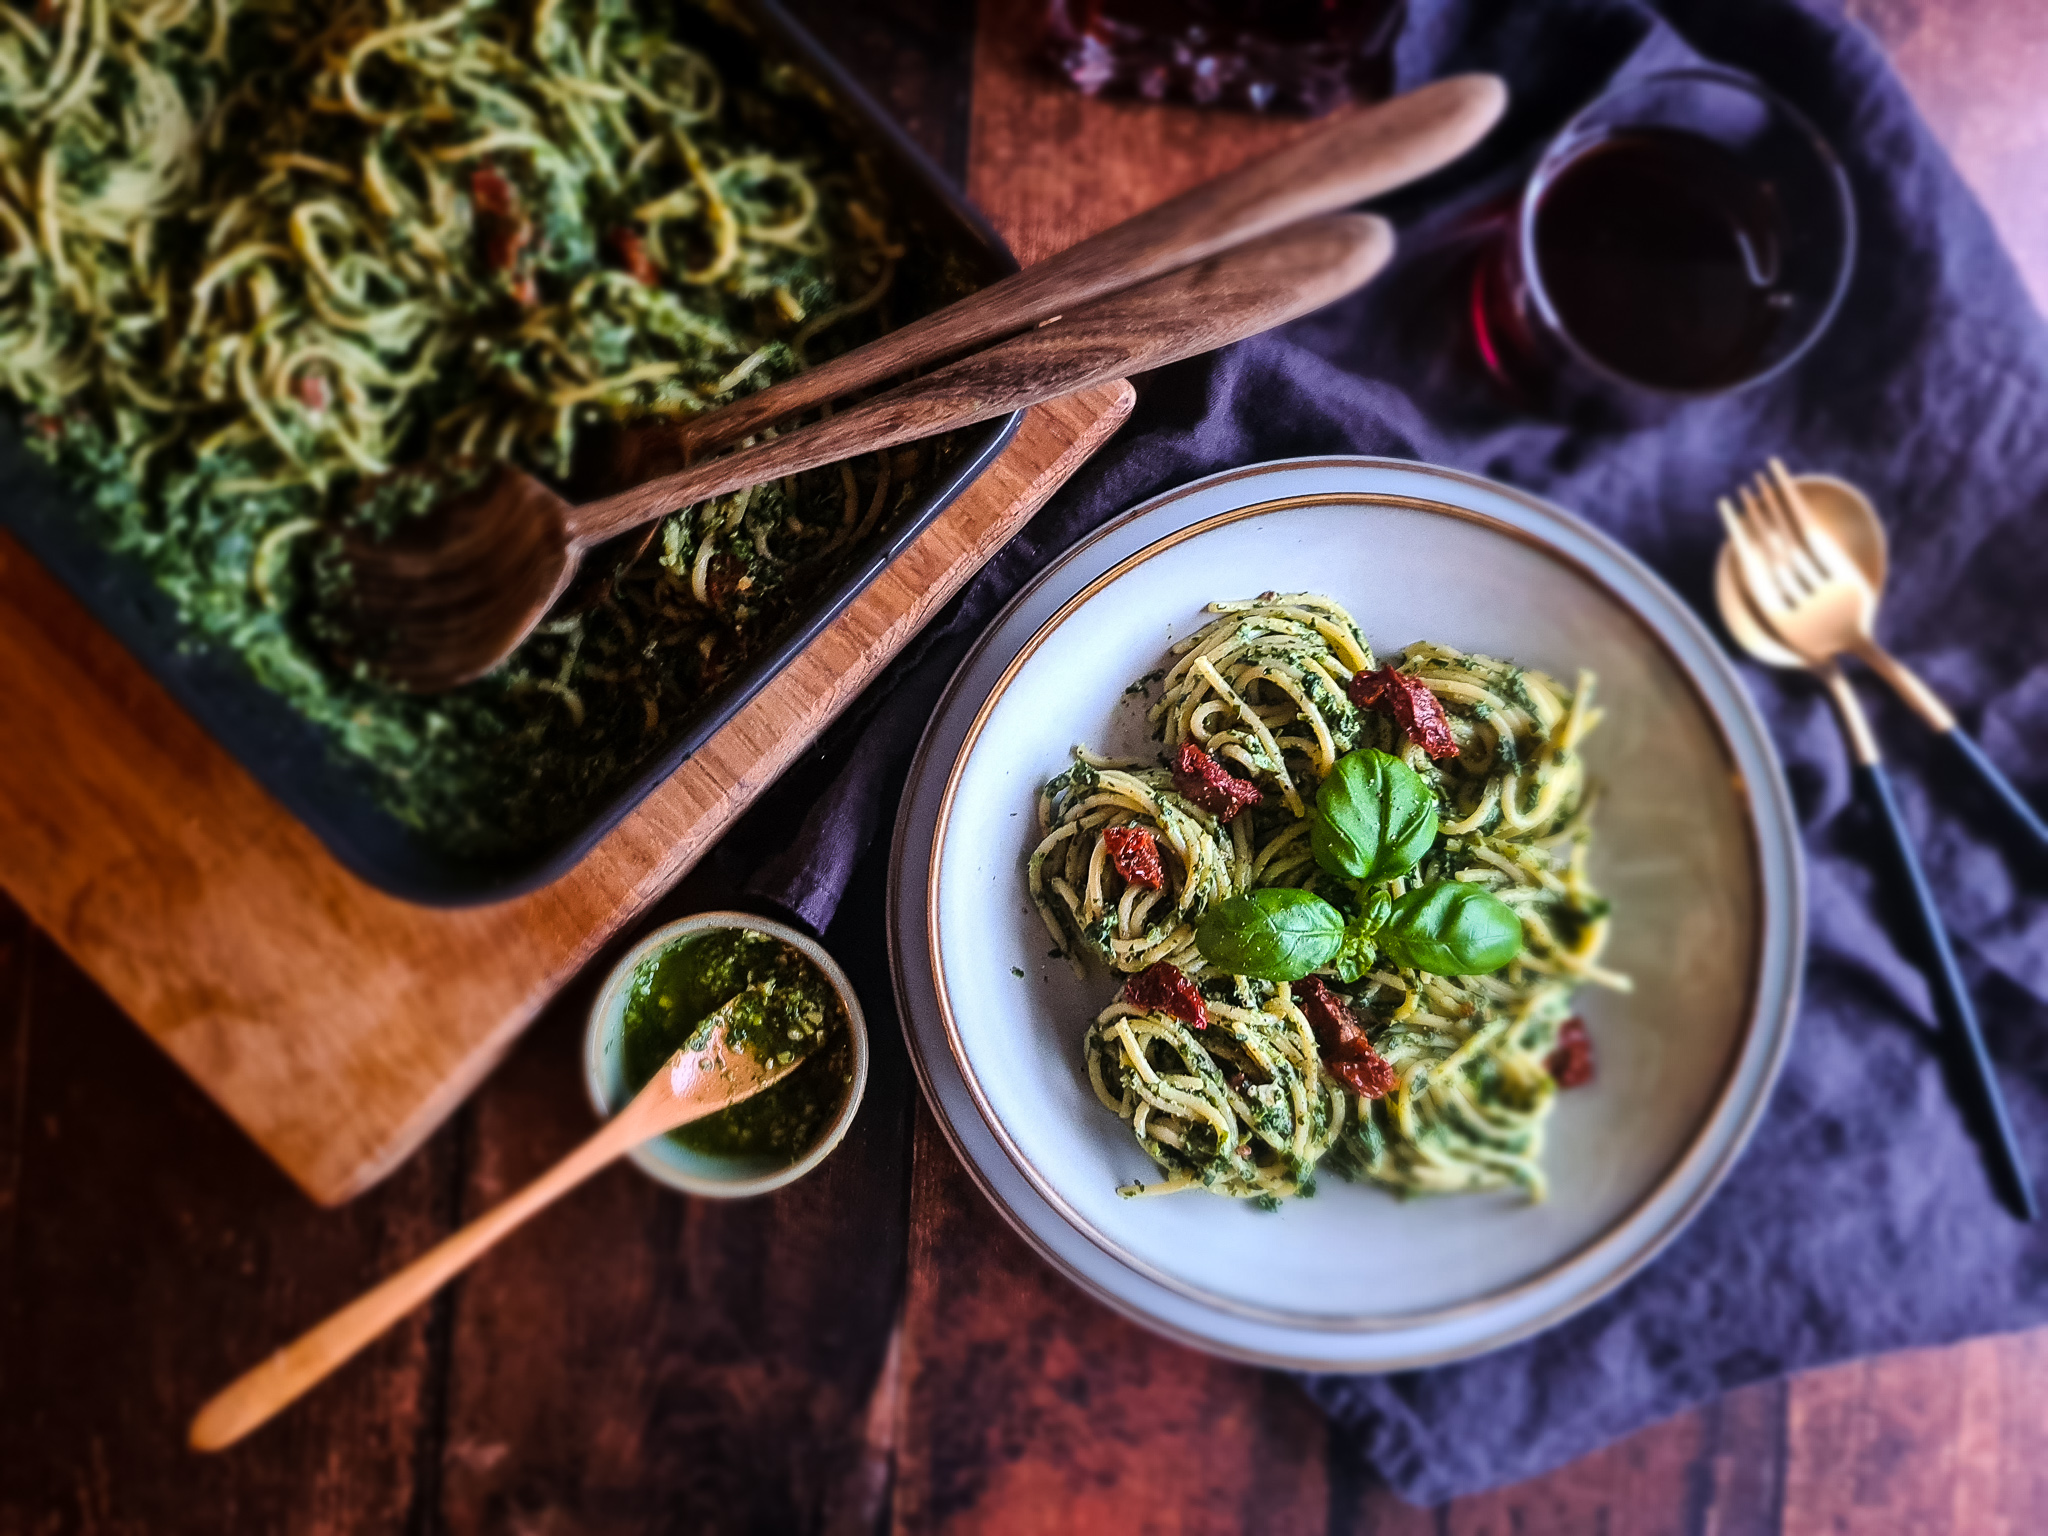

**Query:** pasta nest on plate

left=1023, top=594, right=1630, bottom=1207
left=1030, top=753, right=1241, bottom=977
left=1084, top=981, right=1348, bottom=1202
left=1150, top=592, right=1374, bottom=815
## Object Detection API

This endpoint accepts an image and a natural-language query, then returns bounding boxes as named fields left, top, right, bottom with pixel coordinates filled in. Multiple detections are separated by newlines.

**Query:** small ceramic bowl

left=583, top=911, right=869, bottom=1198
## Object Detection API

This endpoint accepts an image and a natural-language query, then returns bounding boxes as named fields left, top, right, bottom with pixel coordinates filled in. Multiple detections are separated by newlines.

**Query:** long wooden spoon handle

left=187, top=1110, right=651, bottom=1453
left=669, top=74, right=1503, bottom=457
left=568, top=211, right=1394, bottom=545
left=188, top=995, right=802, bottom=1451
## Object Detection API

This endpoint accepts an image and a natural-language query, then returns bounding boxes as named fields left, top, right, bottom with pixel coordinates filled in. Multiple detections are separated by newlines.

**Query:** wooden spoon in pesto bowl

left=188, top=981, right=819, bottom=1453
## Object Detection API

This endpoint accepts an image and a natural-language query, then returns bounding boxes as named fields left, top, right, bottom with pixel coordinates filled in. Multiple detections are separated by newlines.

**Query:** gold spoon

left=1715, top=463, right=2048, bottom=851
left=331, top=212, right=1395, bottom=692
left=1717, top=468, right=2038, bottom=1222
left=188, top=985, right=806, bottom=1451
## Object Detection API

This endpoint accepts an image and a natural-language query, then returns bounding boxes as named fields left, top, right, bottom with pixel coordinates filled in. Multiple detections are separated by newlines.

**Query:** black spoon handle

left=1852, top=641, right=2048, bottom=856
left=1855, top=758, right=2038, bottom=1221
left=1944, top=726, right=2048, bottom=855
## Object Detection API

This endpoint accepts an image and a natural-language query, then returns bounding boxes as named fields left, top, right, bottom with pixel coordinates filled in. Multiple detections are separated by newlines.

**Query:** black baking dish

left=0, top=0, right=1020, bottom=906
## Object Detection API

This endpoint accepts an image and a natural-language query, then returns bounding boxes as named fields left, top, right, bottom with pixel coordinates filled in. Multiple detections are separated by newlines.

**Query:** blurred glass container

left=1045, top=0, right=1406, bottom=115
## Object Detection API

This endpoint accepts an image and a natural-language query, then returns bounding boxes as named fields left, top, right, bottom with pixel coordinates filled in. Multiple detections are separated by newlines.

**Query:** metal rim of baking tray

left=0, top=0, right=1022, bottom=906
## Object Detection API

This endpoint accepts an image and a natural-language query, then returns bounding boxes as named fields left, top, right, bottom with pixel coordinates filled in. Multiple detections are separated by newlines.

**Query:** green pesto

left=4, top=0, right=978, bottom=862
left=620, top=928, right=849, bottom=1163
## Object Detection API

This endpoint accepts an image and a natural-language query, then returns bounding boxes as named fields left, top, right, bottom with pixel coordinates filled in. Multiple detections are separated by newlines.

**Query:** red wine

left=1532, top=128, right=1789, bottom=391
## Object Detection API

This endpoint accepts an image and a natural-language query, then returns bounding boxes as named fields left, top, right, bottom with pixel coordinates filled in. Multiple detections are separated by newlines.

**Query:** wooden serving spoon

left=188, top=986, right=803, bottom=1452
left=632, top=72, right=1506, bottom=470
left=557, top=72, right=1499, bottom=606
left=336, top=211, right=1396, bottom=691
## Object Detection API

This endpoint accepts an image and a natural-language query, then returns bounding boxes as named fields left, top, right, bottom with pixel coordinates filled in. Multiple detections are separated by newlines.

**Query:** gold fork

left=1721, top=460, right=1950, bottom=714
left=1716, top=462, right=2037, bottom=1220
left=1721, top=459, right=2048, bottom=851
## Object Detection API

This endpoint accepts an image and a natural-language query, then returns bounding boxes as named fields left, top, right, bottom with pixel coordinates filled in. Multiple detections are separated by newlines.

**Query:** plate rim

left=930, top=488, right=1767, bottom=1328
left=891, top=455, right=1806, bottom=1368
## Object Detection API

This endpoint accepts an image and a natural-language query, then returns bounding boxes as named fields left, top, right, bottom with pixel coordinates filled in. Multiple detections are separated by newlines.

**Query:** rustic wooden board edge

left=0, top=382, right=1132, bottom=1207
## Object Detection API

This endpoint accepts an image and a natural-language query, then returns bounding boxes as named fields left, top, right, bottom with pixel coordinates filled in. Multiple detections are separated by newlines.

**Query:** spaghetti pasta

left=1031, top=750, right=1243, bottom=979
left=1028, top=594, right=1628, bottom=1207
left=1, top=0, right=961, bottom=855
left=1084, top=985, right=1347, bottom=1201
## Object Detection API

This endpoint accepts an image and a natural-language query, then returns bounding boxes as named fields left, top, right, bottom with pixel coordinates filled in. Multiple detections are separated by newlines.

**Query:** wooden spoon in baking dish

left=188, top=986, right=801, bottom=1452
left=333, top=211, right=1396, bottom=692
left=554, top=72, right=1499, bottom=606
left=626, top=71, right=1505, bottom=470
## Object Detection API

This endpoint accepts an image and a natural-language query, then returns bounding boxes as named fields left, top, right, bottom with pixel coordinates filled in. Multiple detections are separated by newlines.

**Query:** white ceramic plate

left=887, top=458, right=1803, bottom=1370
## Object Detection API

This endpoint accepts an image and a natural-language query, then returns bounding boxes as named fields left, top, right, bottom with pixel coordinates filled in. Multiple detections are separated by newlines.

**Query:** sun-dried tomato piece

left=1332, top=1051, right=1398, bottom=1100
left=1103, top=825, right=1164, bottom=890
left=294, top=370, right=330, bottom=413
left=1296, top=976, right=1396, bottom=1098
left=1348, top=665, right=1458, bottom=760
left=1547, top=1016, right=1595, bottom=1089
left=609, top=227, right=659, bottom=286
left=1124, top=961, right=1207, bottom=1030
left=1296, top=976, right=1360, bottom=1050
left=471, top=165, right=535, bottom=298
left=1043, top=0, right=1403, bottom=116
left=470, top=165, right=519, bottom=218
left=484, top=218, right=531, bottom=274
left=1171, top=743, right=1261, bottom=822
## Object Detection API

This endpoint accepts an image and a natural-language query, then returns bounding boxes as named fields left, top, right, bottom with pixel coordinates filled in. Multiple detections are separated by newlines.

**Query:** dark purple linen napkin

left=716, top=0, right=2048, bottom=1503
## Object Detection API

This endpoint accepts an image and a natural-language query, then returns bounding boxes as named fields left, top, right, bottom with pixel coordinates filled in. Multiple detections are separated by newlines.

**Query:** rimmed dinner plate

left=886, top=457, right=1803, bottom=1371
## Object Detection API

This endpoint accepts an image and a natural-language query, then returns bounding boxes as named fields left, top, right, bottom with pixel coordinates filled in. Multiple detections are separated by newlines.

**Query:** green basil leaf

left=1376, top=882, right=1523, bottom=975
left=1360, top=885, right=1393, bottom=933
left=1310, top=749, right=1438, bottom=885
left=1333, top=921, right=1377, bottom=984
left=1195, top=890, right=1344, bottom=982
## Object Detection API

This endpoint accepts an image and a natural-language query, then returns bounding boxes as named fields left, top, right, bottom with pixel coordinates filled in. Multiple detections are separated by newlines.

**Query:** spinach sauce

left=620, top=928, right=851, bottom=1163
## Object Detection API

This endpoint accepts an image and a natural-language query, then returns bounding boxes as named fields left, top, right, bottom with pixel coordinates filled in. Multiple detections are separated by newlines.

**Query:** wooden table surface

left=6, top=2, right=2046, bottom=1531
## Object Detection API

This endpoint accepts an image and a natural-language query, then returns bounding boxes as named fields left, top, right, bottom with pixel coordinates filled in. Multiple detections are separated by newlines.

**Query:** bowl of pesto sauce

left=584, top=913, right=868, bottom=1198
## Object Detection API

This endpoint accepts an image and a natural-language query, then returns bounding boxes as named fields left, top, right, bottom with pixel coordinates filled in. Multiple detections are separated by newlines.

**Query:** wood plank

left=1782, top=1330, right=2048, bottom=1536
left=1323, top=1381, right=1789, bottom=1531
left=1337, top=1420, right=1710, bottom=1535
left=0, top=890, right=451, bottom=1532
left=1694, top=1380, right=1792, bottom=1533
left=967, top=0, right=1331, bottom=265
left=892, top=1107, right=1330, bottom=1535
left=1847, top=0, right=2048, bottom=312
left=0, top=381, right=1132, bottom=1208
left=884, top=16, right=1340, bottom=1534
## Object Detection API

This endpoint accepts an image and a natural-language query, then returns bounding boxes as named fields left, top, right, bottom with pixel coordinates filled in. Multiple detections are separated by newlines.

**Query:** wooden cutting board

left=0, top=381, right=1132, bottom=1206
